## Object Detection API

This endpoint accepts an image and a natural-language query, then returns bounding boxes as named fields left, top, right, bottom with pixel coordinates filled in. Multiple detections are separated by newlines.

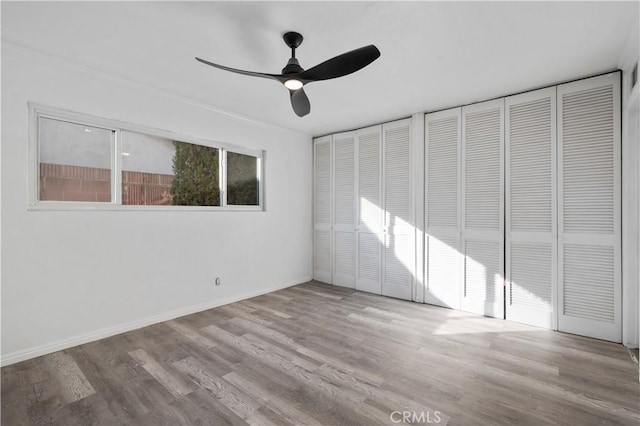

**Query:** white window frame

left=225, top=149, right=264, bottom=209
left=28, top=103, right=265, bottom=211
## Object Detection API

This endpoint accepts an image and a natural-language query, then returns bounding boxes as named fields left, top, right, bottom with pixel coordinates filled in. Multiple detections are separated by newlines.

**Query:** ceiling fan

left=196, top=32, right=381, bottom=117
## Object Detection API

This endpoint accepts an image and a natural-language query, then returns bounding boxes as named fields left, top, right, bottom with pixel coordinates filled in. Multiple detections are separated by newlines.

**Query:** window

left=226, top=151, right=260, bottom=206
left=170, top=141, right=220, bottom=206
left=31, top=105, right=263, bottom=210
left=39, top=118, right=114, bottom=202
left=120, top=132, right=218, bottom=207
left=121, top=131, right=176, bottom=206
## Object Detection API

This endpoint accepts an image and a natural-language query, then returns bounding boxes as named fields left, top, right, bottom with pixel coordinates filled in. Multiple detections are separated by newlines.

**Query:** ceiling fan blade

left=290, top=88, right=310, bottom=117
left=298, top=45, right=380, bottom=82
left=195, top=57, right=283, bottom=82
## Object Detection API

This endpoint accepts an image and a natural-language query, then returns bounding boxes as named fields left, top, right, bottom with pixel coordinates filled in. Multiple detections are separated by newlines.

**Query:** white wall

left=1, top=43, right=313, bottom=365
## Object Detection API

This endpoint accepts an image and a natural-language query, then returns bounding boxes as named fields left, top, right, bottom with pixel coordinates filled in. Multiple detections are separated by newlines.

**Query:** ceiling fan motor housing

left=282, top=57, right=304, bottom=75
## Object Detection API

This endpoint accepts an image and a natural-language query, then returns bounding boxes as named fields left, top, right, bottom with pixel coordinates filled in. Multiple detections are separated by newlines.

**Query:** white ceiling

left=2, top=1, right=638, bottom=136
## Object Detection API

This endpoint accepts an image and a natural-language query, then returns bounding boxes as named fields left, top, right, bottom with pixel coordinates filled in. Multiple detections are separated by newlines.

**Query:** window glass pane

left=227, top=152, right=259, bottom=206
left=121, top=131, right=175, bottom=205
left=39, top=117, right=113, bottom=202
left=122, top=133, right=220, bottom=206
left=170, top=141, right=220, bottom=206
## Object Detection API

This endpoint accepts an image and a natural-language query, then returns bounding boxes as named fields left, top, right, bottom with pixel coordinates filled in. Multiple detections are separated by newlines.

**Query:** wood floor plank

left=43, top=351, right=96, bottom=404
left=166, top=319, right=217, bottom=349
left=23, top=358, right=69, bottom=425
left=215, top=304, right=273, bottom=326
left=241, top=333, right=323, bottom=371
left=124, top=371, right=184, bottom=419
left=222, top=370, right=322, bottom=426
left=173, top=356, right=260, bottom=420
left=1, top=364, right=38, bottom=425
left=238, top=299, right=293, bottom=319
left=283, top=285, right=345, bottom=300
left=245, top=405, right=292, bottom=426
left=202, top=324, right=369, bottom=406
left=2, top=280, right=639, bottom=426
left=169, top=387, right=249, bottom=426
left=128, top=349, right=196, bottom=398
left=49, top=393, right=119, bottom=426
left=229, top=316, right=385, bottom=386
left=277, top=384, right=377, bottom=426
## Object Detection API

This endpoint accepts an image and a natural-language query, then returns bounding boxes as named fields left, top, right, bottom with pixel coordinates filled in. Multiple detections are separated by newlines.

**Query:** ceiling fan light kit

left=196, top=31, right=380, bottom=117
left=284, top=79, right=303, bottom=90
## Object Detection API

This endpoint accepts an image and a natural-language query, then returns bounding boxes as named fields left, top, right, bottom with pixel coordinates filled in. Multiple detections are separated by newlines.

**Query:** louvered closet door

left=356, top=125, right=383, bottom=294
left=314, top=136, right=332, bottom=283
left=332, top=131, right=357, bottom=288
left=382, top=119, right=413, bottom=300
left=425, top=108, right=462, bottom=309
left=558, top=73, right=621, bottom=342
left=461, top=99, right=504, bottom=318
left=505, top=87, right=557, bottom=328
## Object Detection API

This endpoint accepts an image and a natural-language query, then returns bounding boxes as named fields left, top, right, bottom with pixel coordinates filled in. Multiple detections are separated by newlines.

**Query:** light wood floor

left=2, top=281, right=639, bottom=425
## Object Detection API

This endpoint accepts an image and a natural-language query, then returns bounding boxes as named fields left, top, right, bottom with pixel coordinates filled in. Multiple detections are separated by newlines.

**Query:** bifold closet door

left=332, top=131, right=357, bottom=288
left=356, top=125, right=383, bottom=294
left=425, top=108, right=462, bottom=309
left=461, top=99, right=504, bottom=318
left=313, top=136, right=332, bottom=283
left=505, top=87, right=557, bottom=329
left=558, top=73, right=621, bottom=342
left=382, top=119, right=413, bottom=300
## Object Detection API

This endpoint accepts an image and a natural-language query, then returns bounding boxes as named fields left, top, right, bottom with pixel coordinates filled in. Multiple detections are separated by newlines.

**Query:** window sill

left=27, top=203, right=264, bottom=212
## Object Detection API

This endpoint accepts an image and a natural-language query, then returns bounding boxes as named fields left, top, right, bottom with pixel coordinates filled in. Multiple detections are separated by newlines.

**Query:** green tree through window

left=227, top=151, right=259, bottom=205
left=170, top=141, right=220, bottom=206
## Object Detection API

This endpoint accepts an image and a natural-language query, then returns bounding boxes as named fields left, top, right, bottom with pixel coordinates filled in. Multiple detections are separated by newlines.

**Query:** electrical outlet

left=215, top=277, right=221, bottom=286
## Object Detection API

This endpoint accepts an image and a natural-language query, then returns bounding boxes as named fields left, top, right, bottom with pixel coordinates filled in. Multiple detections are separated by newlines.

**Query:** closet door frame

left=332, top=130, right=358, bottom=288
left=505, top=87, right=558, bottom=329
left=557, top=73, right=622, bottom=342
left=460, top=98, right=505, bottom=318
left=424, top=107, right=463, bottom=309
left=313, top=136, right=333, bottom=284
left=413, top=113, right=425, bottom=303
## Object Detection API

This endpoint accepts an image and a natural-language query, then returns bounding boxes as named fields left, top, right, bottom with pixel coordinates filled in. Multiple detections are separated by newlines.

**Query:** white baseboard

left=1, top=277, right=310, bottom=367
